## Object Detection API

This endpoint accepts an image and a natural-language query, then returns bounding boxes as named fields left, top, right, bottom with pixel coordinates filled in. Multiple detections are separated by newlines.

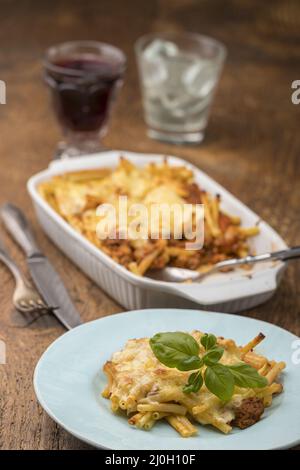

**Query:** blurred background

left=1, top=0, right=299, bottom=235
left=1, top=0, right=299, bottom=170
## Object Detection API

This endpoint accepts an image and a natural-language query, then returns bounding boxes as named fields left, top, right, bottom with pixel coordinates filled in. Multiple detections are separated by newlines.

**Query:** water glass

left=135, top=32, right=226, bottom=144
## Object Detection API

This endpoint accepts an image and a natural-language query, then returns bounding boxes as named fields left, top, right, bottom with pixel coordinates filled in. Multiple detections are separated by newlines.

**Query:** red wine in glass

left=44, top=41, right=126, bottom=158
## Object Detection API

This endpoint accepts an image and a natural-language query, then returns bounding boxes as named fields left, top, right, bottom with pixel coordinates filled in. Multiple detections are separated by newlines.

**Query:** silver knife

left=0, top=203, right=82, bottom=330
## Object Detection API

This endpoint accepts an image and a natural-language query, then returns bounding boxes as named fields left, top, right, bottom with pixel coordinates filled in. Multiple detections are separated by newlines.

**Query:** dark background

left=0, top=0, right=299, bottom=449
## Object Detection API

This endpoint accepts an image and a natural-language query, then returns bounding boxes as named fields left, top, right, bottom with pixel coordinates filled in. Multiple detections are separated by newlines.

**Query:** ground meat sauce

left=218, top=212, right=233, bottom=232
left=184, top=183, right=204, bottom=204
left=232, top=397, right=265, bottom=429
left=102, top=239, right=133, bottom=266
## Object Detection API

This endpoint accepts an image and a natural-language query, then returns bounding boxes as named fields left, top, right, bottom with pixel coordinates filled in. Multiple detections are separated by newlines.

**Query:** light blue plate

left=34, top=309, right=300, bottom=450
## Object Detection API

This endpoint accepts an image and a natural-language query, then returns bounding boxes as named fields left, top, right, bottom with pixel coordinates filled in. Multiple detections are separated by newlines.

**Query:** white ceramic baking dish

left=27, top=151, right=288, bottom=313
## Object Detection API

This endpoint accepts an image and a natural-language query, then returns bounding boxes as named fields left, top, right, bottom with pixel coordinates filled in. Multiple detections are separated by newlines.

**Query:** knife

left=0, top=203, right=82, bottom=330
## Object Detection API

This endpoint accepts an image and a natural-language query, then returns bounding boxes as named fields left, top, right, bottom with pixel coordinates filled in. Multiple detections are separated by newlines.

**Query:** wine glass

left=44, top=41, right=126, bottom=158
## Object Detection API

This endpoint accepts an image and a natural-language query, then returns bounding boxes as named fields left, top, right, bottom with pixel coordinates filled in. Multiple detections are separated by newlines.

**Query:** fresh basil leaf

left=204, top=364, right=235, bottom=402
left=183, top=371, right=203, bottom=394
left=187, top=372, right=199, bottom=385
left=227, top=363, right=268, bottom=388
left=179, top=355, right=203, bottom=371
left=203, top=346, right=224, bottom=366
left=150, top=332, right=202, bottom=371
left=200, top=333, right=217, bottom=351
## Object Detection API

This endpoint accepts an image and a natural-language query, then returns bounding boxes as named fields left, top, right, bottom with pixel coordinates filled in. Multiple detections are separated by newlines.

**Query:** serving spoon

left=147, top=246, right=300, bottom=283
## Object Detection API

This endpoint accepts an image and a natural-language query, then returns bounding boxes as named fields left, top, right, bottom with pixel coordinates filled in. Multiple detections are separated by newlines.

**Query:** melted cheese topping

left=39, top=158, right=260, bottom=275
left=104, top=331, right=245, bottom=426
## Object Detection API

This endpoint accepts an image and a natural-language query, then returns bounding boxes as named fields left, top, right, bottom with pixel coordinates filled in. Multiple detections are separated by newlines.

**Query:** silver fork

left=0, top=238, right=49, bottom=313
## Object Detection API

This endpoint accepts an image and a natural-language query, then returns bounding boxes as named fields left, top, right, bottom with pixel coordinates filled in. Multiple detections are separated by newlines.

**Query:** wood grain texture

left=0, top=0, right=299, bottom=450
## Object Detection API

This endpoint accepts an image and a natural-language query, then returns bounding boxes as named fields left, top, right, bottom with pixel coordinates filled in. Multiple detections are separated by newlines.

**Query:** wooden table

left=0, top=0, right=299, bottom=450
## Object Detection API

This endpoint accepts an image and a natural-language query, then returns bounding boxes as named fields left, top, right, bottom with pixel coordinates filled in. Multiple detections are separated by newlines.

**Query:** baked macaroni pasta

left=39, top=157, right=259, bottom=276
left=102, top=331, right=285, bottom=437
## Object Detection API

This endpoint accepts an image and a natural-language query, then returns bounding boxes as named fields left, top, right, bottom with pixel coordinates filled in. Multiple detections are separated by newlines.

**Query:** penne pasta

left=244, top=352, right=267, bottom=370
left=102, top=329, right=284, bottom=438
left=192, top=403, right=211, bottom=415
left=256, top=383, right=283, bottom=399
left=136, top=412, right=153, bottom=429
left=266, top=362, right=286, bottom=385
left=194, top=411, right=232, bottom=434
left=143, top=386, right=181, bottom=403
left=128, top=412, right=144, bottom=426
left=137, top=403, right=187, bottom=415
left=202, top=193, right=221, bottom=237
left=152, top=411, right=170, bottom=420
left=110, top=395, right=120, bottom=412
left=40, top=157, right=259, bottom=276
left=241, top=333, right=266, bottom=357
left=239, top=227, right=260, bottom=238
left=258, top=362, right=271, bottom=377
left=166, top=415, right=198, bottom=437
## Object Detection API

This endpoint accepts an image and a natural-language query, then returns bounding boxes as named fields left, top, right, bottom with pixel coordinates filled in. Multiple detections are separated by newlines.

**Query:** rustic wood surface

left=0, top=0, right=299, bottom=450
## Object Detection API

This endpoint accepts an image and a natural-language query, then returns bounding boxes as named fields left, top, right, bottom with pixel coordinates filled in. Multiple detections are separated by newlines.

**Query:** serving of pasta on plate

left=39, top=157, right=259, bottom=277
left=102, top=330, right=285, bottom=438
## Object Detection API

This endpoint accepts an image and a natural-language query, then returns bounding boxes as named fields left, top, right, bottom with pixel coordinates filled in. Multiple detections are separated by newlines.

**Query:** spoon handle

left=270, top=246, right=300, bottom=261
left=215, top=246, right=300, bottom=270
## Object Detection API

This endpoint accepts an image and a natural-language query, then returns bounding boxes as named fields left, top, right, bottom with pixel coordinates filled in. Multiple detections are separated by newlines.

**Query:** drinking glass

left=135, top=32, right=226, bottom=144
left=44, top=41, right=126, bottom=158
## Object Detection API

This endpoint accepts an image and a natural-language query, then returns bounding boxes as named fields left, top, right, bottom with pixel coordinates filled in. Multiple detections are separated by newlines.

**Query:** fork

left=0, top=237, right=49, bottom=313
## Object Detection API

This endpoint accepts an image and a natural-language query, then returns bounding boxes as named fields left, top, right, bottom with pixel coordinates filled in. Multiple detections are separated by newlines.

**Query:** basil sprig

left=150, top=332, right=268, bottom=401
